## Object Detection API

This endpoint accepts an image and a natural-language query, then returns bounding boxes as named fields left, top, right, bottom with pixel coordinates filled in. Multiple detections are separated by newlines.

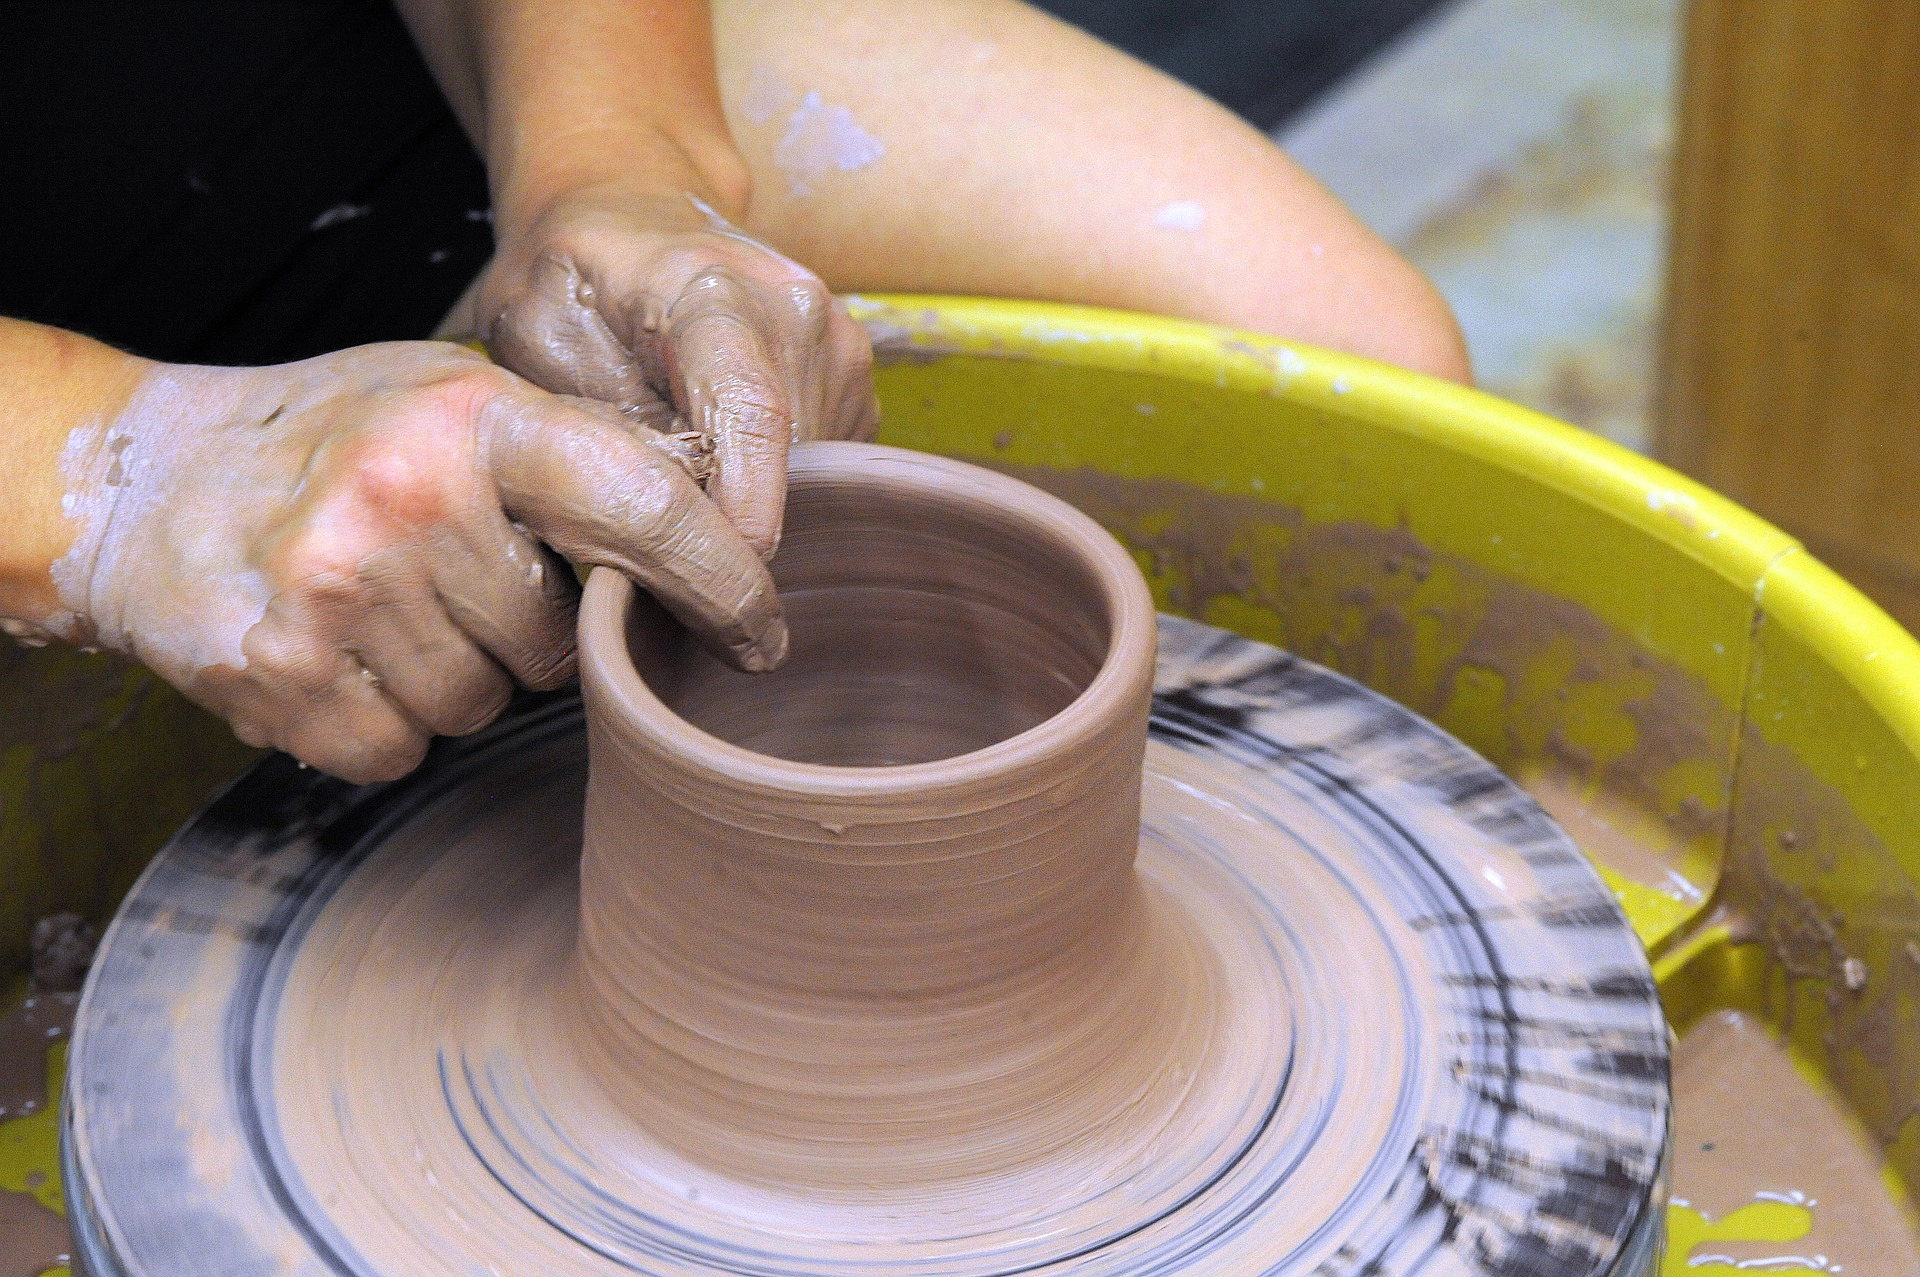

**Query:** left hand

left=459, top=183, right=879, bottom=556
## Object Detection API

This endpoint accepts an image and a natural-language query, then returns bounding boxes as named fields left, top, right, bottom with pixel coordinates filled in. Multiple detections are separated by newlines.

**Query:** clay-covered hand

left=47, top=342, right=784, bottom=782
left=464, top=184, right=879, bottom=554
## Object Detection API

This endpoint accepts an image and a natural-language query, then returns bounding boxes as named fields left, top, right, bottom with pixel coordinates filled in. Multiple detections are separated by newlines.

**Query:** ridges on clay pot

left=574, top=441, right=1172, bottom=1190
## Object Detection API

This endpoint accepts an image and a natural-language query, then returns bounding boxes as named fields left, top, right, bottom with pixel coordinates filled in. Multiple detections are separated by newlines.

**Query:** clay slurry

left=65, top=444, right=1669, bottom=1275
left=1670, top=1010, right=1920, bottom=1274
left=0, top=992, right=76, bottom=1277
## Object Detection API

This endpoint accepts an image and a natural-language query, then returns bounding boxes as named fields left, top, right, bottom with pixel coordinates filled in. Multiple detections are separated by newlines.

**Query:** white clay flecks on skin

left=1153, top=200, right=1208, bottom=232
left=739, top=64, right=789, bottom=127
left=51, top=368, right=273, bottom=674
left=773, top=91, right=884, bottom=197
left=18, top=334, right=818, bottom=782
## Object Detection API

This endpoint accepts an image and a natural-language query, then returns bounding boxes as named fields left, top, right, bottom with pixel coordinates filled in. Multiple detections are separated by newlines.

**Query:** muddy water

left=1524, top=770, right=1708, bottom=903
left=0, top=992, right=76, bottom=1277
left=1670, top=1009, right=1920, bottom=1274
left=0, top=1191, right=69, bottom=1277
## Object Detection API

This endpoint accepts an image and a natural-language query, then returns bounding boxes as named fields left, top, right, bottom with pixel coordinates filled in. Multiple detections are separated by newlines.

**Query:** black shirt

left=0, top=0, right=491, bottom=365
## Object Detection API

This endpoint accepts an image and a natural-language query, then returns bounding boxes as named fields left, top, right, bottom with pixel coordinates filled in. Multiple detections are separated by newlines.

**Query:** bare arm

left=0, top=319, right=143, bottom=625
left=394, top=0, right=750, bottom=226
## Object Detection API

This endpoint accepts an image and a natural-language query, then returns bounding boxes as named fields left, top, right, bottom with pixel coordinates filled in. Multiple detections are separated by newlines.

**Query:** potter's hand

left=461, top=184, right=879, bottom=555
left=46, top=342, right=784, bottom=782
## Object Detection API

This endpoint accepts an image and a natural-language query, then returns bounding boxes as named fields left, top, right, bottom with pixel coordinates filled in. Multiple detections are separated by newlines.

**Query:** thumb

left=479, top=390, right=788, bottom=672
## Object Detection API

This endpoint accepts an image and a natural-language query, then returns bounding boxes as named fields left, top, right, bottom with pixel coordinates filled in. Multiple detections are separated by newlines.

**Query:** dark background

left=0, top=0, right=1451, bottom=365
left=1040, top=0, right=1453, bottom=131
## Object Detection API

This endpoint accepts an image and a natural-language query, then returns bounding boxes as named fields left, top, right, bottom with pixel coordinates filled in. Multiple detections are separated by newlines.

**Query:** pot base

left=64, top=617, right=1668, bottom=1276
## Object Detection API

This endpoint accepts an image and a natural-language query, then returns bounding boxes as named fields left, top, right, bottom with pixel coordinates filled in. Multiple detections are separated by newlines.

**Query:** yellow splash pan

left=6, top=296, right=1920, bottom=1272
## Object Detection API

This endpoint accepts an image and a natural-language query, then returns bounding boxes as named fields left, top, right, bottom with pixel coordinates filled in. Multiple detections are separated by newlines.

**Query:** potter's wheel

left=65, top=615, right=1668, bottom=1277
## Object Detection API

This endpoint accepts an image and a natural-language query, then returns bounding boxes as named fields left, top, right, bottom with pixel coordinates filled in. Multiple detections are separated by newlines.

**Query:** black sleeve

left=0, top=0, right=492, bottom=365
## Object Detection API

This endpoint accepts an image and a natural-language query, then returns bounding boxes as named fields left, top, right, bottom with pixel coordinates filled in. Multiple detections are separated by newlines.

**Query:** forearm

left=0, top=319, right=145, bottom=622
left=394, top=0, right=750, bottom=229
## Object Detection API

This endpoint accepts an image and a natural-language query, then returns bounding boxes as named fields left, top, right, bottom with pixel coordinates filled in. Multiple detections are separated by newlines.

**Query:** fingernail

left=741, top=614, right=790, bottom=673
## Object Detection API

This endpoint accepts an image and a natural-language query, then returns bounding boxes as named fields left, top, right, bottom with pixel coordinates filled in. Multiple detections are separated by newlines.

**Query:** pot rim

left=577, top=441, right=1156, bottom=799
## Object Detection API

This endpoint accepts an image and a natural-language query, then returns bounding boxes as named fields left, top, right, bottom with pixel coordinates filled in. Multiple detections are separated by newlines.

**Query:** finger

left=481, top=391, right=788, bottom=672
left=754, top=284, right=875, bottom=446
left=757, top=278, right=834, bottom=442
left=820, top=302, right=881, bottom=443
left=278, top=684, right=431, bottom=784
left=318, top=549, right=519, bottom=737
left=669, top=269, right=796, bottom=555
left=433, top=519, right=582, bottom=692
left=207, top=594, right=432, bottom=783
left=487, top=253, right=656, bottom=411
left=382, top=496, right=582, bottom=692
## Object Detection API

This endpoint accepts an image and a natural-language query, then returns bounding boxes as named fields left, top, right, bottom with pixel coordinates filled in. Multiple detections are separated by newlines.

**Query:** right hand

left=48, top=341, right=784, bottom=782
left=466, top=184, right=880, bottom=556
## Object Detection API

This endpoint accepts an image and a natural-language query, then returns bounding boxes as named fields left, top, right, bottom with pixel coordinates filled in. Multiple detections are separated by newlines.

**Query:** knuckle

left=430, top=676, right=513, bottom=737
left=783, top=278, right=832, bottom=330
left=487, top=291, right=563, bottom=357
left=419, top=364, right=515, bottom=427
left=221, top=702, right=277, bottom=751
left=672, top=265, right=755, bottom=317
left=515, top=635, right=579, bottom=692
left=661, top=250, right=722, bottom=287
left=588, top=460, right=705, bottom=565
left=232, top=721, right=274, bottom=751
left=335, top=423, right=477, bottom=529
left=242, top=622, right=339, bottom=696
left=276, top=531, right=365, bottom=591
left=331, top=723, right=430, bottom=784
left=516, top=246, right=592, bottom=301
left=834, top=315, right=877, bottom=377
left=352, top=447, right=448, bottom=521
left=536, top=234, right=612, bottom=279
left=607, top=467, right=684, bottom=550
left=270, top=516, right=404, bottom=600
left=713, top=377, right=790, bottom=437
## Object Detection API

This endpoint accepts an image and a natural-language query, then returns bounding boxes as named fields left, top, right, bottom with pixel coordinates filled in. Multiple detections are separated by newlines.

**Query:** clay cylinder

left=574, top=442, right=1157, bottom=1182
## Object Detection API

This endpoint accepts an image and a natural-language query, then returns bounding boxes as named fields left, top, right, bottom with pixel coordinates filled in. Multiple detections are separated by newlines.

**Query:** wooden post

left=1659, top=0, right=1920, bottom=633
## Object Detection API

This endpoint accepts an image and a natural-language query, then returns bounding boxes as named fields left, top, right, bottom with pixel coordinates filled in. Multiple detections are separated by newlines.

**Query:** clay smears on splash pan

left=64, top=445, right=1670, bottom=1277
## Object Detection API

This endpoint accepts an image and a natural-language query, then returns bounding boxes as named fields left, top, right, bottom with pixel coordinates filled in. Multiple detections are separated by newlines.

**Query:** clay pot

left=574, top=441, right=1158, bottom=1186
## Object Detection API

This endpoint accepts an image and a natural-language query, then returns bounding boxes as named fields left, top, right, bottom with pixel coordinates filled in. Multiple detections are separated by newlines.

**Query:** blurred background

left=1042, top=0, right=1920, bottom=639
left=1038, top=0, right=1675, bottom=454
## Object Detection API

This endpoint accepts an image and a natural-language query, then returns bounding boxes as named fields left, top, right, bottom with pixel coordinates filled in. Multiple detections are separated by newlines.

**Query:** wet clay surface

left=564, top=455, right=1179, bottom=1192
left=259, top=680, right=1663, bottom=1273
left=84, top=450, right=1658, bottom=1273
left=267, top=447, right=1327, bottom=1266
left=1524, top=770, right=1706, bottom=904
left=1671, top=1009, right=1920, bottom=1274
left=1716, top=718, right=1920, bottom=1164
left=271, top=737, right=1312, bottom=1270
left=0, top=992, right=75, bottom=1277
left=0, top=1191, right=69, bottom=1277
left=0, top=993, right=75, bottom=1120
